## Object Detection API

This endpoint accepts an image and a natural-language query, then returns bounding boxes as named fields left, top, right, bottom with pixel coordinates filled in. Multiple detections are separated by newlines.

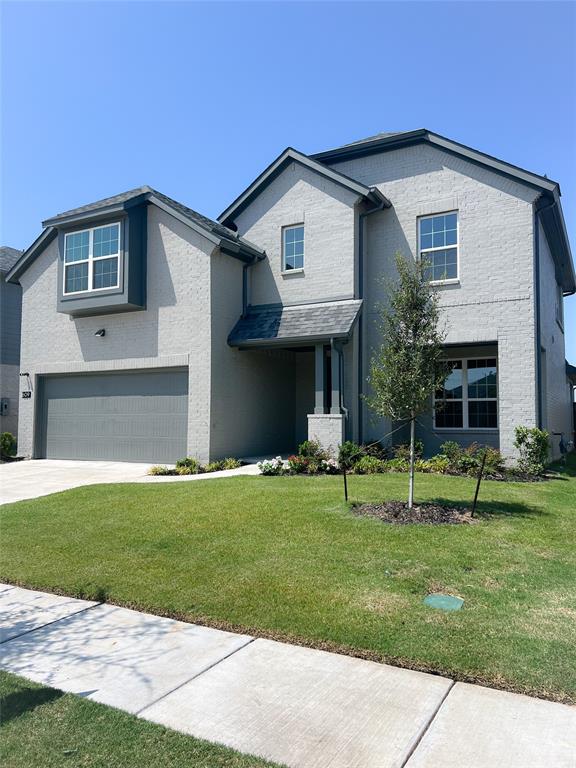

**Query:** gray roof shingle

left=228, top=299, right=362, bottom=347
left=0, top=246, right=22, bottom=273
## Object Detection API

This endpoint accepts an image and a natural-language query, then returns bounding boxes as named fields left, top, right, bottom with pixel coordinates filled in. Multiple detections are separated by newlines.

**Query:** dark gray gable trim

left=312, top=129, right=559, bottom=193
left=42, top=192, right=149, bottom=228
left=218, top=147, right=390, bottom=227
left=536, top=192, right=576, bottom=294
left=6, top=227, right=58, bottom=283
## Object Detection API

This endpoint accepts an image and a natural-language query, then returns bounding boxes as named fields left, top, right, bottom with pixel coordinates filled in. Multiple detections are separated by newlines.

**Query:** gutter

left=357, top=191, right=389, bottom=442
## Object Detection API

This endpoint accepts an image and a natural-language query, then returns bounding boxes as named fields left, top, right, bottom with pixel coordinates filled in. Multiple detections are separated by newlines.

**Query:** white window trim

left=281, top=223, right=305, bottom=273
left=418, top=211, right=459, bottom=285
left=63, top=222, right=121, bottom=296
left=434, top=356, right=498, bottom=431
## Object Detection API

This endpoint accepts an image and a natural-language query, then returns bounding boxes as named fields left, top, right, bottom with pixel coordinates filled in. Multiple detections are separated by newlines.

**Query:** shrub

left=482, top=447, right=506, bottom=475
left=364, top=441, right=389, bottom=460
left=439, top=440, right=462, bottom=464
left=424, top=455, right=450, bottom=474
left=0, top=432, right=17, bottom=458
left=385, top=457, right=410, bottom=472
left=220, top=457, right=242, bottom=470
left=148, top=465, right=176, bottom=476
left=297, top=439, right=328, bottom=461
left=393, top=440, right=423, bottom=461
left=288, top=454, right=312, bottom=474
left=514, top=426, right=549, bottom=475
left=338, top=441, right=365, bottom=470
left=258, top=456, right=284, bottom=476
left=353, top=455, right=387, bottom=474
left=175, top=457, right=202, bottom=475
left=204, top=461, right=224, bottom=473
left=319, top=457, right=339, bottom=474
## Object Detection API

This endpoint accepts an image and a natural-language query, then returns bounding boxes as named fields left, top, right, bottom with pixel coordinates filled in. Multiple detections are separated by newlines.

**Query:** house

left=0, top=246, right=23, bottom=439
left=6, top=130, right=575, bottom=464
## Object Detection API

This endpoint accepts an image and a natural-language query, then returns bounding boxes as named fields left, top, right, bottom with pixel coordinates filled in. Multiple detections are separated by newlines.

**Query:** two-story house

left=0, top=246, right=23, bottom=439
left=6, top=130, right=575, bottom=464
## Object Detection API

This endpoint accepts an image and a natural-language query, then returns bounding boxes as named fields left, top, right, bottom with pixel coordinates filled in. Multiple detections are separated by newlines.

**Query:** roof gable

left=218, top=147, right=389, bottom=227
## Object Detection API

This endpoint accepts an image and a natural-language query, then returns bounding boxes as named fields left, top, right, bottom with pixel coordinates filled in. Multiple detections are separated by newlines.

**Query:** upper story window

left=435, top=357, right=498, bottom=430
left=419, top=212, right=458, bottom=283
left=282, top=224, right=304, bottom=271
left=63, top=223, right=120, bottom=295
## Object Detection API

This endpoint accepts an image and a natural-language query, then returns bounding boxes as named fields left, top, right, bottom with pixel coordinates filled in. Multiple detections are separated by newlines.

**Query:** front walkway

left=0, top=585, right=573, bottom=767
left=0, top=459, right=260, bottom=505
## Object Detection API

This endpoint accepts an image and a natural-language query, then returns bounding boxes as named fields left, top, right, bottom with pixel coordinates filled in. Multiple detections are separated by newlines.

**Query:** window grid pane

left=284, top=226, right=304, bottom=270
left=93, top=224, right=119, bottom=258
left=434, top=358, right=497, bottom=430
left=93, top=257, right=118, bottom=289
left=65, top=231, right=89, bottom=263
left=65, top=262, right=88, bottom=293
left=420, top=213, right=458, bottom=282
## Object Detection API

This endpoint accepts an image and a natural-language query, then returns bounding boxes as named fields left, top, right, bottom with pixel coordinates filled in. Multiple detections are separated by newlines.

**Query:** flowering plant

left=287, top=454, right=311, bottom=474
left=319, top=457, right=339, bottom=474
left=257, top=456, right=285, bottom=476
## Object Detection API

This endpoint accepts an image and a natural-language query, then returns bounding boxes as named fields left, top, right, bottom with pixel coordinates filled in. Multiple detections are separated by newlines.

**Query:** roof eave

left=42, top=193, right=150, bottom=228
left=6, top=227, right=58, bottom=283
left=229, top=331, right=352, bottom=349
left=218, top=147, right=384, bottom=227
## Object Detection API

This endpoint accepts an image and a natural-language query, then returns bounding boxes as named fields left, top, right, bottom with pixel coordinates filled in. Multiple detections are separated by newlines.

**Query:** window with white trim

left=282, top=224, right=304, bottom=271
left=63, top=223, right=120, bottom=295
left=419, top=212, right=458, bottom=282
left=435, top=358, right=497, bottom=429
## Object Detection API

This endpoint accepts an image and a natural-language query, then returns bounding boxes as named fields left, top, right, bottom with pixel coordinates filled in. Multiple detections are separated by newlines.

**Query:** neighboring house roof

left=0, top=246, right=22, bottom=274
left=566, top=361, right=576, bottom=385
left=312, top=129, right=575, bottom=294
left=218, top=147, right=390, bottom=227
left=228, top=299, right=362, bottom=348
left=7, top=187, right=265, bottom=283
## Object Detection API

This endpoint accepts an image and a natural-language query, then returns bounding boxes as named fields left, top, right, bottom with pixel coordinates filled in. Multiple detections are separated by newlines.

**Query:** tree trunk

left=408, top=413, right=415, bottom=510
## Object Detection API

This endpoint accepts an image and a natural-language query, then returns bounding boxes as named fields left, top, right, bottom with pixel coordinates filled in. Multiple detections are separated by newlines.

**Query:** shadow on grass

left=421, top=497, right=546, bottom=519
left=0, top=686, right=63, bottom=725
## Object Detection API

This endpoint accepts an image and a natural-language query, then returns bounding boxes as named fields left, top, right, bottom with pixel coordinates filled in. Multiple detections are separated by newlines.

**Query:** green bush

left=148, top=465, right=176, bottom=476
left=175, top=457, right=202, bottom=475
left=338, top=441, right=365, bottom=470
left=297, top=440, right=328, bottom=461
left=204, top=461, right=223, bottom=473
left=0, top=432, right=16, bottom=458
left=287, top=455, right=312, bottom=474
left=514, top=426, right=549, bottom=475
left=424, top=455, right=450, bottom=474
left=439, top=440, right=462, bottom=463
left=393, top=440, right=423, bottom=461
left=221, top=457, right=241, bottom=470
left=385, top=457, right=410, bottom=472
left=353, top=455, right=387, bottom=474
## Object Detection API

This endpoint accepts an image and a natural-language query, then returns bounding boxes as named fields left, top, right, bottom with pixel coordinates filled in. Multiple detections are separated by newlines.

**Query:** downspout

left=242, top=254, right=260, bottom=318
left=357, top=194, right=387, bottom=443
left=533, top=196, right=557, bottom=429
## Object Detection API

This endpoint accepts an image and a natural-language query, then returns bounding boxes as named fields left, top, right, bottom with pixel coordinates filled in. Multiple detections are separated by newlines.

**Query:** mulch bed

left=353, top=501, right=475, bottom=525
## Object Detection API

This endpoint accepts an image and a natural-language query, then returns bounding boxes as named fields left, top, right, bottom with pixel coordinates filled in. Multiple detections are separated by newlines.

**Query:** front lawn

left=0, top=671, right=279, bottom=768
left=1, top=456, right=575, bottom=702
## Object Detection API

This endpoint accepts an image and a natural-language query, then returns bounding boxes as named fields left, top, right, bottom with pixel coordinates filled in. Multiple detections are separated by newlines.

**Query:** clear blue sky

left=1, top=1, right=575, bottom=358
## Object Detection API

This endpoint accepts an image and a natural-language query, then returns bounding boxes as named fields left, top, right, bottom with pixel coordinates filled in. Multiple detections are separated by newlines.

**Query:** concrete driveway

left=0, top=460, right=152, bottom=505
left=0, top=459, right=261, bottom=505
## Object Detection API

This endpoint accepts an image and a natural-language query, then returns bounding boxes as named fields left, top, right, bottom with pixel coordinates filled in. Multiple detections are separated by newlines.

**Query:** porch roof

left=228, top=299, right=362, bottom=348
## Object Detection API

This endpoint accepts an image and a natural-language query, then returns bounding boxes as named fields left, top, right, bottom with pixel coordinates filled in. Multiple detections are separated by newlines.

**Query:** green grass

left=2, top=457, right=576, bottom=702
left=0, top=670, right=279, bottom=768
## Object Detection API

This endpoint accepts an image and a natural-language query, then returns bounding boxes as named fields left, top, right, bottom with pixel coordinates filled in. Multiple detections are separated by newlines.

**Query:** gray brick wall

left=234, top=162, right=360, bottom=307
left=334, top=143, right=541, bottom=458
left=17, top=206, right=215, bottom=461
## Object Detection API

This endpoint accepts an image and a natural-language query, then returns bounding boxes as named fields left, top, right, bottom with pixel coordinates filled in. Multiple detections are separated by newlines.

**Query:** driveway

left=0, top=460, right=152, bottom=505
left=0, top=459, right=261, bottom=505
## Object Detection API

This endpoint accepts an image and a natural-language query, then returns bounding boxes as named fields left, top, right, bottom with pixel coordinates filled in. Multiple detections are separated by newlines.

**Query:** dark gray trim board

left=218, top=147, right=390, bottom=227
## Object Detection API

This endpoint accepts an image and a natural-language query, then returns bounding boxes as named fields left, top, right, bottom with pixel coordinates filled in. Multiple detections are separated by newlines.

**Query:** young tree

left=366, top=253, right=448, bottom=509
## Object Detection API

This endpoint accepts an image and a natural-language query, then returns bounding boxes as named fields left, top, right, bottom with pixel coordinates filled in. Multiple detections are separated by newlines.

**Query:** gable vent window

left=282, top=225, right=304, bottom=271
left=419, top=212, right=458, bottom=283
left=64, top=223, right=120, bottom=295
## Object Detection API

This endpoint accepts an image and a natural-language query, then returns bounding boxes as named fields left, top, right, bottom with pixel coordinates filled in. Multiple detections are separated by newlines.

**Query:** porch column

left=330, top=340, right=342, bottom=414
left=314, top=343, right=326, bottom=414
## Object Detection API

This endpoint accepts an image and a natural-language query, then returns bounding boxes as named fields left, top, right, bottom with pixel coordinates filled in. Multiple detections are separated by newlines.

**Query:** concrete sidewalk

left=0, top=459, right=261, bottom=505
left=0, top=585, right=574, bottom=767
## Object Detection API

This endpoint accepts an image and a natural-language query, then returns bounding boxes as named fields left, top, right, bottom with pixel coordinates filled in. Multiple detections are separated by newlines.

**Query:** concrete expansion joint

left=400, top=679, right=456, bottom=767
left=135, top=635, right=257, bottom=717
left=0, top=598, right=101, bottom=645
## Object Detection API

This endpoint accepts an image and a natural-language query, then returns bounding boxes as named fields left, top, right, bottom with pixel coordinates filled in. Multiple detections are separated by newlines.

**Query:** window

left=555, top=284, right=564, bottom=328
left=64, top=223, right=120, bottom=295
left=419, top=212, right=458, bottom=282
left=435, top=358, right=497, bottom=429
left=282, top=225, right=304, bottom=271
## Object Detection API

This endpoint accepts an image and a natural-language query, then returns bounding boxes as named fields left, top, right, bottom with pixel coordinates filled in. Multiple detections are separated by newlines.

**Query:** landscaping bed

left=353, top=501, right=475, bottom=525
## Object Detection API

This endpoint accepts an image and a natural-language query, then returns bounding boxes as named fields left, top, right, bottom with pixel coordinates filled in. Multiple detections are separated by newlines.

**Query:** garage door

left=37, top=369, right=188, bottom=463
